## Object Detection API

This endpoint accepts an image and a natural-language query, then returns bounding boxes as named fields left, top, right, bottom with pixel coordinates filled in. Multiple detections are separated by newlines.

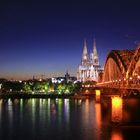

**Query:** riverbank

left=0, top=93, right=90, bottom=99
left=0, top=93, right=74, bottom=99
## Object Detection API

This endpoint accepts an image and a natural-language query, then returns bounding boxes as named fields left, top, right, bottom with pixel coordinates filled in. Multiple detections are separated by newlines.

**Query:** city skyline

left=0, top=0, right=140, bottom=80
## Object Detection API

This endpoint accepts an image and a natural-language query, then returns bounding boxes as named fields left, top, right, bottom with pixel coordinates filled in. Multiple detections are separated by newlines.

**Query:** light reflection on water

left=111, top=130, right=123, bottom=140
left=0, top=100, right=2, bottom=120
left=7, top=99, right=13, bottom=132
left=0, top=98, right=140, bottom=139
left=111, top=97, right=123, bottom=123
left=95, top=103, right=101, bottom=140
left=64, top=99, right=70, bottom=124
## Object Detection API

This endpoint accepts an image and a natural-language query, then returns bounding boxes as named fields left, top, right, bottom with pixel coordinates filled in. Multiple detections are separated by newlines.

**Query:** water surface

left=0, top=98, right=140, bottom=140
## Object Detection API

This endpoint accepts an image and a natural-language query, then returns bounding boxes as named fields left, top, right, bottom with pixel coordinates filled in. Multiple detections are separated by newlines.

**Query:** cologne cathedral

left=77, top=39, right=103, bottom=82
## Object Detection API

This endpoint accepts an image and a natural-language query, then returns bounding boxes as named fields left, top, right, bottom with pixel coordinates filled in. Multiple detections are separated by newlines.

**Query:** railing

left=97, top=77, right=140, bottom=89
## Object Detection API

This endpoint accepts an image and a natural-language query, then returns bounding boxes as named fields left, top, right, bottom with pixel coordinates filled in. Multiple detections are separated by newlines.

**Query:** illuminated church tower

left=82, top=39, right=88, bottom=65
left=77, top=39, right=102, bottom=82
left=92, top=39, right=99, bottom=65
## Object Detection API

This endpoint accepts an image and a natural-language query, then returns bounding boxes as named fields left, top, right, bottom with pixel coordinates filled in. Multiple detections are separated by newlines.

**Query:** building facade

left=77, top=39, right=103, bottom=82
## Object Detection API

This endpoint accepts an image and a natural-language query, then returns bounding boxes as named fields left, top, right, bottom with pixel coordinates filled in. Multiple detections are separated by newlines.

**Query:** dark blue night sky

left=0, top=0, right=140, bottom=79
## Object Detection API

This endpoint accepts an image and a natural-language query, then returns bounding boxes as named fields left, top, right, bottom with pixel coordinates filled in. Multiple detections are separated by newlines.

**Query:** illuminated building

left=77, top=39, right=103, bottom=82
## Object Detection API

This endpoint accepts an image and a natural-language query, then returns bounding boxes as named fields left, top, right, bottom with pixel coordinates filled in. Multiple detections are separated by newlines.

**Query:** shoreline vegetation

left=0, top=78, right=98, bottom=100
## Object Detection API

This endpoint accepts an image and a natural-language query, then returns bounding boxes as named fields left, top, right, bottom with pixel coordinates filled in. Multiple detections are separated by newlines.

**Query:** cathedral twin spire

left=82, top=38, right=99, bottom=66
left=82, top=39, right=88, bottom=65
left=77, top=38, right=102, bottom=82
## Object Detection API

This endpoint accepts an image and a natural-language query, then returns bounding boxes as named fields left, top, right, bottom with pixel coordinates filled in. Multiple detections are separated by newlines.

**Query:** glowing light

left=49, top=87, right=54, bottom=92
left=65, top=89, right=69, bottom=93
left=8, top=99, right=13, bottom=126
left=85, top=99, right=89, bottom=114
left=112, top=97, right=122, bottom=108
left=85, top=89, right=89, bottom=94
left=112, top=96, right=123, bottom=123
left=95, top=90, right=101, bottom=102
left=58, top=99, right=62, bottom=122
left=39, top=99, right=43, bottom=109
left=20, top=99, right=23, bottom=108
left=39, top=79, right=42, bottom=81
left=32, top=99, right=36, bottom=108
left=0, top=100, right=2, bottom=120
left=95, top=103, right=101, bottom=140
left=78, top=100, right=82, bottom=105
left=95, top=103, right=101, bottom=124
left=64, top=99, right=70, bottom=123
left=111, top=131, right=123, bottom=140
left=48, top=98, right=50, bottom=109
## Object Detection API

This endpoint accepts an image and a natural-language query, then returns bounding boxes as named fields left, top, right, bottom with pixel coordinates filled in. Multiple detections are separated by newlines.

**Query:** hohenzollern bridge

left=96, top=44, right=140, bottom=97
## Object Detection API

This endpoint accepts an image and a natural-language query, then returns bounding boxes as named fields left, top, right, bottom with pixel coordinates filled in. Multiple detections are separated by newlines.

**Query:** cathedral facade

left=77, top=39, right=103, bottom=82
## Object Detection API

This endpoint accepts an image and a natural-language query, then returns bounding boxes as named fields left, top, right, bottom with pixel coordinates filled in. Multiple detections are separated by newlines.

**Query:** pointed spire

left=83, top=39, right=87, bottom=55
left=92, top=38, right=99, bottom=65
left=82, top=39, right=88, bottom=65
left=93, top=38, right=97, bottom=55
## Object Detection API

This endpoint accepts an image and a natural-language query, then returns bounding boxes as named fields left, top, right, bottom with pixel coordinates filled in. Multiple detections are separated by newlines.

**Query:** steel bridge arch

left=103, top=51, right=126, bottom=82
left=127, top=44, right=140, bottom=77
left=102, top=49, right=135, bottom=82
left=101, top=44, right=140, bottom=83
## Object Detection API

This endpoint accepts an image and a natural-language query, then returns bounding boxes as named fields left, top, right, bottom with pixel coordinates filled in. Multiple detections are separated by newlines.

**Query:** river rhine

left=0, top=98, right=140, bottom=140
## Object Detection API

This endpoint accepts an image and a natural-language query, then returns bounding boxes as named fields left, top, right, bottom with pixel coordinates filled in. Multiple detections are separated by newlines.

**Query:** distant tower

left=82, top=39, right=88, bottom=65
left=65, top=70, right=70, bottom=83
left=92, top=38, right=99, bottom=65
